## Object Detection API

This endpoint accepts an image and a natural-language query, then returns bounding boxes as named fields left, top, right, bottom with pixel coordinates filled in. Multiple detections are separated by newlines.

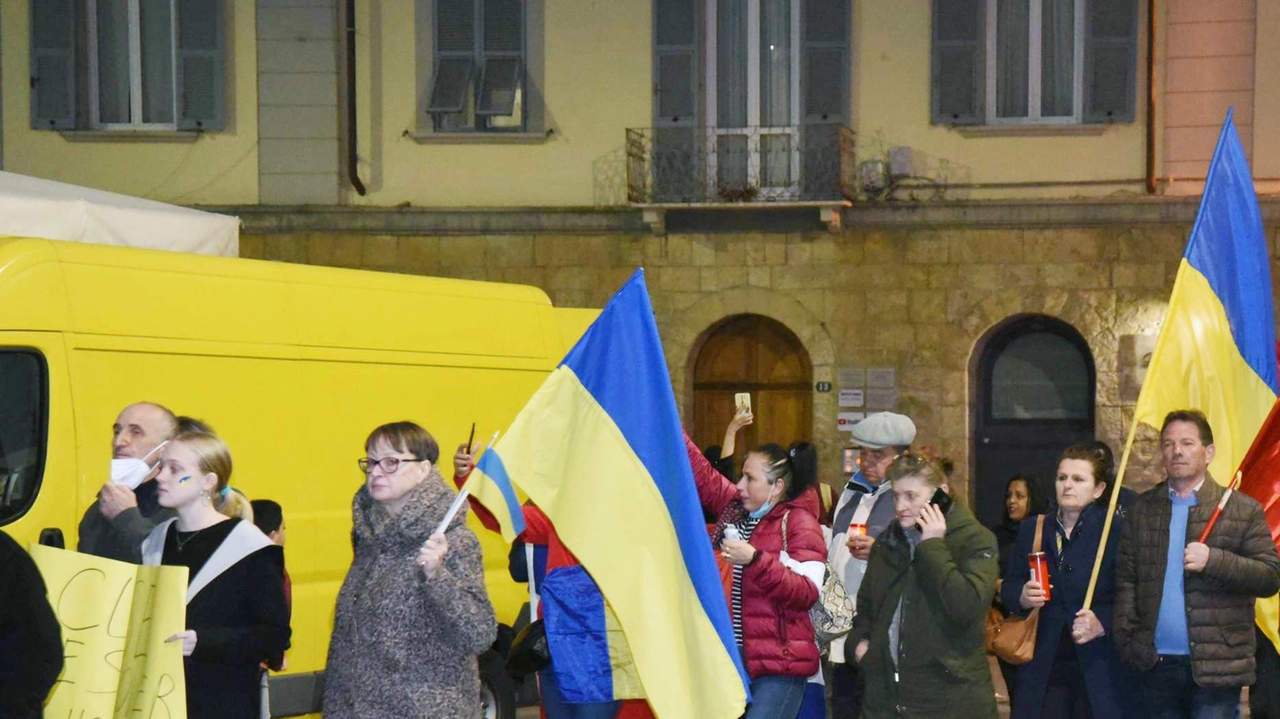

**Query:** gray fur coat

left=323, top=470, right=497, bottom=719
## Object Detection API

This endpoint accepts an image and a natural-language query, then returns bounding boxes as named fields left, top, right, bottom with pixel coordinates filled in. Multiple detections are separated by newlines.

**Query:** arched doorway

left=971, top=315, right=1096, bottom=529
left=692, top=315, right=813, bottom=466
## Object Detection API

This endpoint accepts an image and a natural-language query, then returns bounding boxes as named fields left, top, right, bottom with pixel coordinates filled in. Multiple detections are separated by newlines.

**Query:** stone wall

left=239, top=222, right=1280, bottom=504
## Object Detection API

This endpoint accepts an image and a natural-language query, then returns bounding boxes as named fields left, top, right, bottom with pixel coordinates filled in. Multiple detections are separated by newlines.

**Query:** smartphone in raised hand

left=734, top=392, right=751, bottom=415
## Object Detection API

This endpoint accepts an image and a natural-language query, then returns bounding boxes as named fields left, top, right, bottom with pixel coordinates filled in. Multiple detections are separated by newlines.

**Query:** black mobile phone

left=930, top=487, right=954, bottom=515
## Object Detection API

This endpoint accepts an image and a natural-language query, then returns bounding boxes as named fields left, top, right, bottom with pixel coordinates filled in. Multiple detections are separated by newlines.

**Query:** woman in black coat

left=1000, top=443, right=1140, bottom=719
left=141, top=431, right=290, bottom=719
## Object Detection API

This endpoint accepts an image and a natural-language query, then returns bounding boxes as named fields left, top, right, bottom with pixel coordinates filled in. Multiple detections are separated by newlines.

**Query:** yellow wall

left=852, top=0, right=1148, bottom=199
left=352, top=0, right=651, bottom=207
left=1, top=0, right=260, bottom=205
left=1254, top=0, right=1280, bottom=184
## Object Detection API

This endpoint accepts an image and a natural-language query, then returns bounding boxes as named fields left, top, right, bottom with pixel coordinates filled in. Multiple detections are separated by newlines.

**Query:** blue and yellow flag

left=466, top=448, right=526, bottom=542
left=471, top=269, right=750, bottom=718
left=1133, top=109, right=1280, bottom=646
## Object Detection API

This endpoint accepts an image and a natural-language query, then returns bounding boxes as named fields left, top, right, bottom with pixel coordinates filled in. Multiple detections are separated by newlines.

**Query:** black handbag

left=504, top=618, right=550, bottom=679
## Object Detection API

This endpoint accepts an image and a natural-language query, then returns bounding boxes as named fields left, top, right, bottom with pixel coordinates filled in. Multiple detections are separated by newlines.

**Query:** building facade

left=4, top=0, right=1279, bottom=523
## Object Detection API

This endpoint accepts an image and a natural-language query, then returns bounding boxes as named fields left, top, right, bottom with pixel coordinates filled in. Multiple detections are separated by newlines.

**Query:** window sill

left=406, top=130, right=553, bottom=145
left=953, top=124, right=1115, bottom=139
left=58, top=129, right=201, bottom=143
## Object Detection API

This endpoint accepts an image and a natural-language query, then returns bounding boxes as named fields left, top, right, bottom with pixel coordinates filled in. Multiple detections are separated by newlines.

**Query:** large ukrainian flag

left=1133, top=110, right=1280, bottom=646
left=472, top=269, right=750, bottom=718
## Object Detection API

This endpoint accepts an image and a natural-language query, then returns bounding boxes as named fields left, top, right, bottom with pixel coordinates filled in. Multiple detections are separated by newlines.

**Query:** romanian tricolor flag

left=1132, top=110, right=1280, bottom=647
left=469, top=269, right=750, bottom=718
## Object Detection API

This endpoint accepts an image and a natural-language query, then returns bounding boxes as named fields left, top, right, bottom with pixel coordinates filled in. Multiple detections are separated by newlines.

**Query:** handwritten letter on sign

left=30, top=544, right=188, bottom=719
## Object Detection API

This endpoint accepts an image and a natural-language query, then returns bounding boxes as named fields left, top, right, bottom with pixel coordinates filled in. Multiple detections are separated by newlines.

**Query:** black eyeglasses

left=357, top=456, right=426, bottom=474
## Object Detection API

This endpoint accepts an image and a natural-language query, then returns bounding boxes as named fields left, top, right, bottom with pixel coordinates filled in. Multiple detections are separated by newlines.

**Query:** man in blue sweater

left=1115, top=410, right=1280, bottom=719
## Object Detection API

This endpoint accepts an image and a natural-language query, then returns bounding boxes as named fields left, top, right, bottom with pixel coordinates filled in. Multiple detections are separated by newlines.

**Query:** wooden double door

left=691, top=314, right=813, bottom=468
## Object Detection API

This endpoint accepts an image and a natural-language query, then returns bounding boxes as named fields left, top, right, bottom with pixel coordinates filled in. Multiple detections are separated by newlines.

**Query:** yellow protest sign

left=30, top=544, right=188, bottom=719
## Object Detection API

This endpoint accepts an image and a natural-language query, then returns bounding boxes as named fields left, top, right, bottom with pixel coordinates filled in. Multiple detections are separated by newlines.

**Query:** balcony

left=626, top=124, right=856, bottom=232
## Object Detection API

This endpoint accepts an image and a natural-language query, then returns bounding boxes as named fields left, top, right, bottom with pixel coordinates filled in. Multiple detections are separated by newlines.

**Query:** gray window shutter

left=176, top=0, right=225, bottom=130
left=802, top=0, right=848, bottom=124
left=931, top=0, right=984, bottom=125
left=30, top=0, right=76, bottom=130
left=1083, top=0, right=1138, bottom=123
left=653, top=0, right=698, bottom=201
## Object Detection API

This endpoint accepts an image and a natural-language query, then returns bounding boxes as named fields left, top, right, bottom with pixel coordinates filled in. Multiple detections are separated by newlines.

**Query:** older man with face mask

left=827, top=411, right=915, bottom=719
left=77, top=402, right=179, bottom=562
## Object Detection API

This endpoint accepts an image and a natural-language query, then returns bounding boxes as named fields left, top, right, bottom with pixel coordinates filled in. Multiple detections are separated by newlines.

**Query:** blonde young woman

left=141, top=432, right=290, bottom=719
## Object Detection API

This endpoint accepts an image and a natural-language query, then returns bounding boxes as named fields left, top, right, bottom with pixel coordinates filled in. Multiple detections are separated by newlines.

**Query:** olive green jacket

left=850, top=502, right=1000, bottom=719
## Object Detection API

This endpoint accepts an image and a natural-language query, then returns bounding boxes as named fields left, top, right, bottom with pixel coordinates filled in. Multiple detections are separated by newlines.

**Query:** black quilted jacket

left=1114, top=478, right=1280, bottom=686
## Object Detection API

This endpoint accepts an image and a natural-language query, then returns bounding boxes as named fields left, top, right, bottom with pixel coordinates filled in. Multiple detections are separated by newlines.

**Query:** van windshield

left=0, top=352, right=47, bottom=524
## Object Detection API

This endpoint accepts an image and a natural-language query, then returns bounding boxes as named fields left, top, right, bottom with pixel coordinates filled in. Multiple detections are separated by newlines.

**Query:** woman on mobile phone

left=849, top=453, right=1000, bottom=719
left=683, top=431, right=826, bottom=719
left=1000, top=443, right=1140, bottom=719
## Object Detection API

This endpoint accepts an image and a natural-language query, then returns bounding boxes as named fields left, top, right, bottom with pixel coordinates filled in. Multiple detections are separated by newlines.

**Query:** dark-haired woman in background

left=1001, top=442, right=1140, bottom=719
left=992, top=474, right=1047, bottom=704
left=684, top=433, right=826, bottom=719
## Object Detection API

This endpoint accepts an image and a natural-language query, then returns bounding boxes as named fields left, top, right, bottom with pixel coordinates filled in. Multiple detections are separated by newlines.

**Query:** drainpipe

left=346, top=0, right=368, bottom=196
left=1145, top=0, right=1157, bottom=195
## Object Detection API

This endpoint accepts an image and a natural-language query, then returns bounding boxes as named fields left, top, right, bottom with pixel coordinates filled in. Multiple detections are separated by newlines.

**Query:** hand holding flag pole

left=1198, top=471, right=1242, bottom=543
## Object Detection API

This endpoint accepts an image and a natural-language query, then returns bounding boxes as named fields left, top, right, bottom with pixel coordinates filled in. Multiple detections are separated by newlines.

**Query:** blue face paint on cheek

left=177, top=475, right=192, bottom=484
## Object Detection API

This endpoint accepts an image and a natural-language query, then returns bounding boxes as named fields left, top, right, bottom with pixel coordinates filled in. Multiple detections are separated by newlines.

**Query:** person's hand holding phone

left=917, top=503, right=947, bottom=541
left=452, top=443, right=475, bottom=477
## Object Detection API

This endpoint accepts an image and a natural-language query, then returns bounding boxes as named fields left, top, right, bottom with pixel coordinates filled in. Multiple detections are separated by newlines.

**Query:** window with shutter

left=653, top=0, right=699, bottom=201
left=428, top=0, right=527, bottom=132
left=931, top=0, right=1135, bottom=126
left=29, top=0, right=226, bottom=132
left=30, top=0, right=77, bottom=129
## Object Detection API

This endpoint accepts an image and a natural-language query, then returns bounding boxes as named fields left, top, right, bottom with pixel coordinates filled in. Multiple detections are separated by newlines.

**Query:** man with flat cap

left=828, top=411, right=916, bottom=718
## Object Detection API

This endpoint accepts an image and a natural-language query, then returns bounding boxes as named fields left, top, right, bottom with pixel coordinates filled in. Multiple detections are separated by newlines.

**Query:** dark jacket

left=145, top=519, right=291, bottom=719
left=0, top=531, right=63, bottom=719
left=1001, top=504, right=1141, bottom=718
left=324, top=471, right=497, bottom=719
left=686, top=435, right=826, bottom=679
left=851, top=502, right=999, bottom=719
left=1115, top=478, right=1280, bottom=686
left=78, top=479, right=175, bottom=563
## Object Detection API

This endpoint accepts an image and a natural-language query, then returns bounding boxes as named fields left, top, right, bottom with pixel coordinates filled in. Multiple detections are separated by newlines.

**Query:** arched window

left=971, top=316, right=1096, bottom=529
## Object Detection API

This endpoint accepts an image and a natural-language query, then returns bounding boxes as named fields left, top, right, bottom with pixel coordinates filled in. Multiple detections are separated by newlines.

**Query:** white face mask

left=110, top=441, right=168, bottom=490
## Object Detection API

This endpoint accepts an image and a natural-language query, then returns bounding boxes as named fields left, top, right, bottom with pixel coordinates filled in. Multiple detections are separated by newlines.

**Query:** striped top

left=730, top=516, right=761, bottom=646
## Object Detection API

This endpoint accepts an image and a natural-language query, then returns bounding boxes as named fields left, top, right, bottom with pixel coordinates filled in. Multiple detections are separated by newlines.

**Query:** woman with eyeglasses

left=849, top=453, right=1000, bottom=719
left=323, top=421, right=497, bottom=719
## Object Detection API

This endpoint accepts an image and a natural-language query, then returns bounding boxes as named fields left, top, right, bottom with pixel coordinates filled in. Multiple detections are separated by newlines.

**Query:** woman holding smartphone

left=683, top=430, right=826, bottom=719
left=849, top=453, right=1000, bottom=719
left=1000, top=443, right=1140, bottom=719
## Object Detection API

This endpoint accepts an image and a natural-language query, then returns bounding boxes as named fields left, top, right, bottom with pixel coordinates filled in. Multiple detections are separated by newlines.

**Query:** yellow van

left=0, top=237, right=597, bottom=718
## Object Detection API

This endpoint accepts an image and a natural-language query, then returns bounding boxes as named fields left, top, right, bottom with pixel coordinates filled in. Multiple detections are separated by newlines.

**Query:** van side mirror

left=38, top=527, right=64, bottom=548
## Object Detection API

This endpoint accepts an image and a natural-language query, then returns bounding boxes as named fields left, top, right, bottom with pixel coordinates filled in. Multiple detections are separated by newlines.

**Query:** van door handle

left=38, top=528, right=64, bottom=549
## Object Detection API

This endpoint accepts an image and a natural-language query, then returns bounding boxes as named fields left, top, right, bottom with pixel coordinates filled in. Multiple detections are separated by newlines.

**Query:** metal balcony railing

left=626, top=124, right=856, bottom=205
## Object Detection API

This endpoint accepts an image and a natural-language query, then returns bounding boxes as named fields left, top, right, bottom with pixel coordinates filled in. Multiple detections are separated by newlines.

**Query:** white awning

left=0, top=171, right=238, bottom=257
